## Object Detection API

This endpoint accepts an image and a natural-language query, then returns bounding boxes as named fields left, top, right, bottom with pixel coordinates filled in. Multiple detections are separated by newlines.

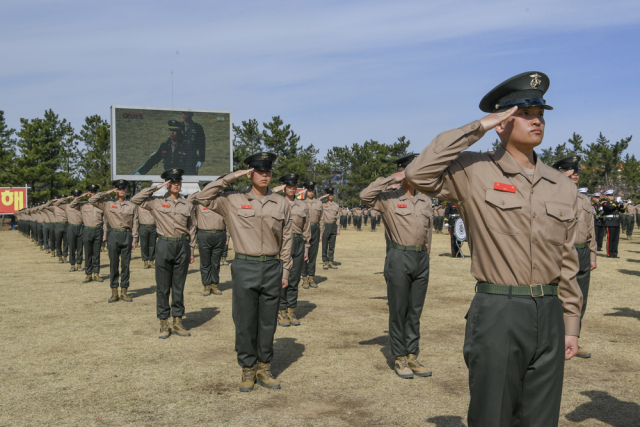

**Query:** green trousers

left=198, top=230, right=225, bottom=285
left=371, top=217, right=377, bottom=231
left=83, top=227, right=103, bottom=274
left=49, top=223, right=55, bottom=252
left=108, top=229, right=132, bottom=288
left=139, top=224, right=157, bottom=261
left=54, top=223, right=69, bottom=257
left=364, top=215, right=368, bottom=225
left=301, top=224, right=320, bottom=277
left=222, top=243, right=229, bottom=258
left=42, top=223, right=51, bottom=250
left=576, top=246, right=591, bottom=329
left=463, top=291, right=565, bottom=427
left=321, top=223, right=337, bottom=262
left=67, top=224, right=84, bottom=266
left=231, top=257, right=282, bottom=367
left=155, top=238, right=189, bottom=319
left=340, top=215, right=347, bottom=229
left=624, top=214, right=634, bottom=236
left=384, top=247, right=429, bottom=356
left=636, top=213, right=640, bottom=227
left=280, top=235, right=304, bottom=310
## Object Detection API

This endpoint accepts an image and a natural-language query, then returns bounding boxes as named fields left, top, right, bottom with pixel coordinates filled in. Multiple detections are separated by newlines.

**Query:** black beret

left=71, top=190, right=82, bottom=197
left=244, top=152, right=277, bottom=170
left=392, top=153, right=417, bottom=169
left=479, top=71, right=553, bottom=113
left=161, top=168, right=184, bottom=181
left=86, top=184, right=100, bottom=192
left=112, top=179, right=129, bottom=188
left=552, top=155, right=581, bottom=172
left=278, top=173, right=300, bottom=185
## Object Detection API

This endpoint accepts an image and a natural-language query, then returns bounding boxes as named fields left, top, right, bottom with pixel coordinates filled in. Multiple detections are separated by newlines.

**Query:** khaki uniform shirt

left=130, top=187, right=196, bottom=248
left=288, top=198, right=312, bottom=251
left=60, top=200, right=83, bottom=225
left=339, top=207, right=348, bottom=217
left=187, top=192, right=226, bottom=231
left=625, top=203, right=636, bottom=215
left=49, top=200, right=68, bottom=223
left=89, top=193, right=139, bottom=240
left=69, top=198, right=106, bottom=232
left=195, top=173, right=293, bottom=280
left=138, top=206, right=156, bottom=226
left=322, top=201, right=341, bottom=232
left=41, top=201, right=56, bottom=223
left=352, top=207, right=362, bottom=217
left=576, top=193, right=597, bottom=263
left=305, top=197, right=325, bottom=236
left=405, top=121, right=582, bottom=336
left=361, top=176, right=433, bottom=253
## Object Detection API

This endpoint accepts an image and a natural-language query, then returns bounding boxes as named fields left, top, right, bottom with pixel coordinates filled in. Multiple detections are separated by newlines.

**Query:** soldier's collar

left=493, top=146, right=556, bottom=184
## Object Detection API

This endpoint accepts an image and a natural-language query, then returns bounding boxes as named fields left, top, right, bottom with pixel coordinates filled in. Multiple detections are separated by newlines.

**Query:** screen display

left=111, top=106, right=231, bottom=182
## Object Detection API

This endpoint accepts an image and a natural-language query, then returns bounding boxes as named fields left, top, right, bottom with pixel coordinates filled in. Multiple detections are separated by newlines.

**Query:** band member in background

left=444, top=202, right=462, bottom=257
left=601, top=189, right=625, bottom=258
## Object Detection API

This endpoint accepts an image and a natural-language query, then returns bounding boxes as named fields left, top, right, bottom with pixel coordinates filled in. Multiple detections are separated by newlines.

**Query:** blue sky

left=2, top=0, right=640, bottom=159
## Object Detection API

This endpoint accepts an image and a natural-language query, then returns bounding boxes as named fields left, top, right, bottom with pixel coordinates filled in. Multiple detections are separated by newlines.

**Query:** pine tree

left=0, top=111, right=16, bottom=186
left=78, top=115, right=111, bottom=188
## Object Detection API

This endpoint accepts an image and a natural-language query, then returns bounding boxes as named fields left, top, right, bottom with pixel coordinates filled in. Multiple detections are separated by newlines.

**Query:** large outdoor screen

left=110, top=106, right=232, bottom=182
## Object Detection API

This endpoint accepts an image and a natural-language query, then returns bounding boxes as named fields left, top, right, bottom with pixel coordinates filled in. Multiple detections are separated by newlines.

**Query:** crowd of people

left=10, top=70, right=640, bottom=427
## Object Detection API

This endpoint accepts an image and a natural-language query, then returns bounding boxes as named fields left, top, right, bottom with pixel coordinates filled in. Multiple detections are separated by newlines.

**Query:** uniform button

left=533, top=212, right=537, bottom=218
left=501, top=201, right=505, bottom=205
left=532, top=238, right=537, bottom=244
left=533, top=264, right=537, bottom=269
left=471, top=123, right=477, bottom=129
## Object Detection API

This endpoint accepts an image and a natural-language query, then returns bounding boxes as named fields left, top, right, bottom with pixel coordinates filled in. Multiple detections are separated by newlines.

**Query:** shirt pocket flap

left=421, top=209, right=432, bottom=217
left=582, top=204, right=593, bottom=214
left=485, top=189, right=523, bottom=210
left=395, top=206, right=411, bottom=215
left=546, top=202, right=572, bottom=222
left=271, top=211, right=285, bottom=221
left=238, top=209, right=255, bottom=218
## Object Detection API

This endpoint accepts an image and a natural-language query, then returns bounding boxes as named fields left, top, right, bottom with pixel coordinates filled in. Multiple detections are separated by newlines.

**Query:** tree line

left=1, top=109, right=638, bottom=207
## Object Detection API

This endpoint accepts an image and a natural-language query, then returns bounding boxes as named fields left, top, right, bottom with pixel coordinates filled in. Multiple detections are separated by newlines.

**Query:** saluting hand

left=272, top=184, right=286, bottom=193
left=320, top=194, right=329, bottom=199
left=479, top=106, right=518, bottom=131
left=233, top=168, right=254, bottom=180
left=391, top=171, right=405, bottom=182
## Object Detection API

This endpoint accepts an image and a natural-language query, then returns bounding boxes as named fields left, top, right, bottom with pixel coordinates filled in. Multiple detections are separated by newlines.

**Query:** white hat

left=605, top=189, right=614, bottom=195
left=593, top=192, right=601, bottom=197
left=578, top=188, right=588, bottom=194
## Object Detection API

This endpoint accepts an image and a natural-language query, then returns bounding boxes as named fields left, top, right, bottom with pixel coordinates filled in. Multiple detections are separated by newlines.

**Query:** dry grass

left=1, top=226, right=639, bottom=427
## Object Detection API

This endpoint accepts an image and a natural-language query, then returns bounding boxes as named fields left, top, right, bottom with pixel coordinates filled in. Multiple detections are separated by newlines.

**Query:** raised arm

left=360, top=175, right=398, bottom=212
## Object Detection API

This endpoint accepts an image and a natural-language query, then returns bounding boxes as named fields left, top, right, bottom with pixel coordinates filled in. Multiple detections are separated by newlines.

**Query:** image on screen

left=111, top=106, right=231, bottom=181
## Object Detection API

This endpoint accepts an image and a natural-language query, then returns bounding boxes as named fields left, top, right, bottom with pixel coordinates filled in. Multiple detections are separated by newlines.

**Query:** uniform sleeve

left=280, top=203, right=293, bottom=280
left=336, top=204, right=341, bottom=234
left=559, top=196, right=583, bottom=337
left=319, top=203, right=325, bottom=237
left=103, top=221, right=108, bottom=238
left=303, top=205, right=311, bottom=251
left=132, top=206, right=139, bottom=241
left=69, top=197, right=81, bottom=210
left=53, top=199, right=64, bottom=207
left=88, top=192, right=107, bottom=211
left=137, top=143, right=164, bottom=175
left=588, top=203, right=597, bottom=264
left=198, top=173, right=235, bottom=218
left=405, top=121, right=485, bottom=203
left=130, top=186, right=159, bottom=210
left=188, top=208, right=197, bottom=248
left=360, top=176, right=396, bottom=212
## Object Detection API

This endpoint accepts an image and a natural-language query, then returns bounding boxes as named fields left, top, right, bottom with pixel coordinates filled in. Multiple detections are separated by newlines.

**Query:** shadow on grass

left=129, top=285, right=156, bottom=298
left=218, top=280, right=233, bottom=292
left=604, top=307, right=640, bottom=321
left=370, top=296, right=388, bottom=301
left=626, top=258, right=640, bottom=263
left=295, top=300, right=316, bottom=319
left=272, top=337, right=305, bottom=377
left=359, top=333, right=394, bottom=370
left=565, top=390, right=640, bottom=427
left=426, top=416, right=467, bottom=427
left=312, top=276, right=328, bottom=285
left=183, top=307, right=220, bottom=330
left=618, top=269, right=640, bottom=277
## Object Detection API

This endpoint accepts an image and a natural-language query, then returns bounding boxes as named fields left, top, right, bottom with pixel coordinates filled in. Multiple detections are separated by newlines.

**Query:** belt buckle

left=415, top=246, right=423, bottom=252
left=530, top=284, right=544, bottom=298
left=259, top=255, right=267, bottom=262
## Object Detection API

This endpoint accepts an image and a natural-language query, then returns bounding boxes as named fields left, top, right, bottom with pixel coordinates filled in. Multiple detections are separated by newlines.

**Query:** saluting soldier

left=89, top=180, right=139, bottom=303
left=195, top=152, right=293, bottom=392
left=370, top=208, right=378, bottom=232
left=274, top=174, right=311, bottom=327
left=601, top=189, right=624, bottom=258
left=591, top=192, right=605, bottom=251
left=301, top=181, right=324, bottom=289
left=321, top=187, right=340, bottom=270
left=46, top=195, right=69, bottom=263
left=361, top=153, right=433, bottom=379
left=553, top=157, right=597, bottom=359
left=131, top=169, right=197, bottom=339
left=352, top=205, right=362, bottom=231
left=137, top=202, right=157, bottom=269
left=62, top=190, right=85, bottom=271
left=187, top=189, right=227, bottom=296
left=339, top=206, right=348, bottom=230
left=135, top=120, right=188, bottom=175
left=363, top=207, right=369, bottom=226
left=70, top=185, right=107, bottom=283
left=405, top=71, right=582, bottom=427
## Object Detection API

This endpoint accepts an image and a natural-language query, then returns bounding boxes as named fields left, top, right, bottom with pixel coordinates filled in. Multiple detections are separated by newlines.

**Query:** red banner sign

left=0, top=188, right=27, bottom=214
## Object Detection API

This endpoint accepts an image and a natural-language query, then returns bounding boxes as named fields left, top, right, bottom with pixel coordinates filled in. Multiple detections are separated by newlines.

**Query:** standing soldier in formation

left=322, top=188, right=340, bottom=270
left=363, top=207, right=369, bottom=226
left=62, top=190, right=84, bottom=272
left=370, top=208, right=378, bottom=232
left=90, top=180, right=139, bottom=303
left=347, top=206, right=352, bottom=227
left=553, top=157, right=597, bottom=359
left=137, top=202, right=157, bottom=269
left=352, top=205, right=362, bottom=231
left=636, top=201, right=640, bottom=228
left=132, top=169, right=197, bottom=339
left=196, top=153, right=293, bottom=392
left=188, top=189, right=227, bottom=296
left=601, top=189, right=625, bottom=258
left=339, top=206, right=348, bottom=230
left=361, top=153, right=433, bottom=379
left=274, top=174, right=310, bottom=327
left=623, top=199, right=635, bottom=238
left=405, top=71, right=582, bottom=426
left=70, top=185, right=107, bottom=283
left=444, top=201, right=462, bottom=257
left=49, top=195, right=69, bottom=263
left=301, top=181, right=323, bottom=289
left=591, top=192, right=605, bottom=251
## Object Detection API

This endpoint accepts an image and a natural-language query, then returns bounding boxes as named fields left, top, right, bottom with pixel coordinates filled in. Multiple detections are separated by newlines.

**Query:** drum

left=454, top=217, right=467, bottom=242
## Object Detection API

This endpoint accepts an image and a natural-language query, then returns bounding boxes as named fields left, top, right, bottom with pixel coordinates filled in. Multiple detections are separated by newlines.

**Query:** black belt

left=235, top=253, right=280, bottom=262
left=199, top=229, right=224, bottom=234
left=110, top=228, right=131, bottom=232
left=476, top=282, right=558, bottom=297
left=140, top=224, right=156, bottom=228
left=158, top=235, right=189, bottom=241
left=391, top=243, right=427, bottom=252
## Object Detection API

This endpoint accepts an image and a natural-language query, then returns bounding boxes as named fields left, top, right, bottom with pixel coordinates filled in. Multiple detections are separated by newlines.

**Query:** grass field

left=1, top=226, right=639, bottom=426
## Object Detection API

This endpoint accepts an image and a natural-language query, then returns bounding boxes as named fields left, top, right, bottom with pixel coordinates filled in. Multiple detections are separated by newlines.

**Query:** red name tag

left=494, top=182, right=516, bottom=193
left=111, top=205, right=118, bottom=209
left=161, top=151, right=167, bottom=154
left=202, top=207, right=209, bottom=210
left=85, top=206, right=90, bottom=209
left=162, top=204, right=170, bottom=208
left=397, top=204, right=407, bottom=208
left=324, top=205, right=328, bottom=208
left=241, top=205, right=252, bottom=209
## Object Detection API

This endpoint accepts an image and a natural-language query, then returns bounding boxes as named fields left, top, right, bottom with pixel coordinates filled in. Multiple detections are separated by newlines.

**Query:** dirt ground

left=1, top=225, right=639, bottom=427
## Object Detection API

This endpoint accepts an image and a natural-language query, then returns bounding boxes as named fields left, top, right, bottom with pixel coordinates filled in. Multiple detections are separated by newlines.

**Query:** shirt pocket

left=394, top=206, right=411, bottom=216
left=237, top=208, right=255, bottom=229
left=267, top=211, right=285, bottom=232
left=421, top=209, right=432, bottom=228
left=484, top=189, right=524, bottom=236
left=544, top=202, right=573, bottom=246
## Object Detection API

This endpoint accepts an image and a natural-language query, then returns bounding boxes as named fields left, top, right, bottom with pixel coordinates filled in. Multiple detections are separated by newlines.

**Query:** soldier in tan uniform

left=361, top=153, right=433, bottom=380
left=70, top=185, right=107, bottom=283
left=89, top=180, right=139, bottom=303
left=196, top=152, right=292, bottom=392
left=339, top=206, right=348, bottom=230
left=405, top=71, right=582, bottom=427
left=352, top=205, right=362, bottom=231
left=137, top=203, right=157, bottom=269
left=273, top=173, right=311, bottom=327
left=321, top=187, right=340, bottom=269
left=61, top=190, right=85, bottom=271
left=47, top=195, right=69, bottom=263
left=131, top=169, right=197, bottom=339
left=624, top=200, right=635, bottom=238
left=187, top=190, right=227, bottom=296
left=301, top=181, right=323, bottom=289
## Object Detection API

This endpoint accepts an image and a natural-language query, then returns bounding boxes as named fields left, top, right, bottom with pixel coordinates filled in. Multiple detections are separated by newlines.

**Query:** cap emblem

left=261, top=153, right=268, bottom=160
left=572, top=156, right=577, bottom=162
left=530, top=73, right=542, bottom=89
